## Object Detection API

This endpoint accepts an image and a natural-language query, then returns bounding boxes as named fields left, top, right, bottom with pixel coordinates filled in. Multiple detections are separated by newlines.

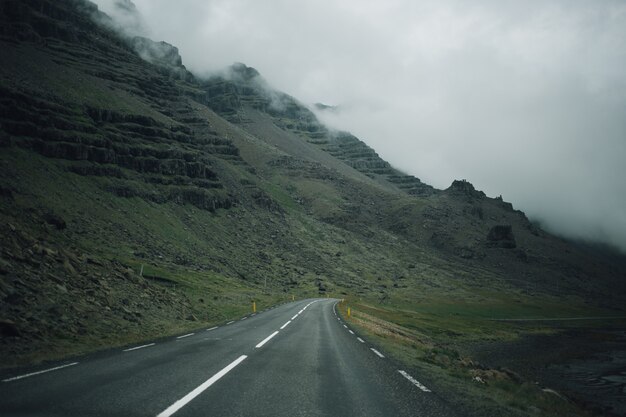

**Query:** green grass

left=336, top=292, right=619, bottom=417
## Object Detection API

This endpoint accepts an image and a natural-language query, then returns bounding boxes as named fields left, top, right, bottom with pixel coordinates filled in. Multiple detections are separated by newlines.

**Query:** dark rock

left=446, top=179, right=486, bottom=198
left=429, top=231, right=452, bottom=249
left=486, top=225, right=516, bottom=249
left=43, top=212, right=66, bottom=230
left=495, top=195, right=514, bottom=211
left=464, top=205, right=484, bottom=219
left=0, top=186, right=13, bottom=199
left=0, top=319, right=20, bottom=337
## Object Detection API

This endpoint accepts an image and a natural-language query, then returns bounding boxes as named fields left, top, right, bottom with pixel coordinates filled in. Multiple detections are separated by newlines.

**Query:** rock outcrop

left=486, top=225, right=517, bottom=248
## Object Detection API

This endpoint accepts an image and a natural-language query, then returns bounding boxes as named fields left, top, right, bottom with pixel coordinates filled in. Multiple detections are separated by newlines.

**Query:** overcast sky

left=95, top=0, right=626, bottom=252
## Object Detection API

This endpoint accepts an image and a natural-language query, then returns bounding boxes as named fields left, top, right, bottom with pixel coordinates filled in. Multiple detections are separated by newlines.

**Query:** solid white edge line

left=291, top=314, right=298, bottom=320
left=176, top=333, right=194, bottom=339
left=156, top=355, right=247, bottom=417
left=255, top=330, right=279, bottom=348
left=123, top=343, right=156, bottom=352
left=2, top=362, right=79, bottom=382
left=226, top=321, right=234, bottom=325
left=398, top=370, right=431, bottom=392
left=357, top=337, right=365, bottom=343
left=240, top=317, right=247, bottom=321
left=280, top=320, right=291, bottom=329
left=371, top=348, right=385, bottom=358
left=206, top=326, right=218, bottom=331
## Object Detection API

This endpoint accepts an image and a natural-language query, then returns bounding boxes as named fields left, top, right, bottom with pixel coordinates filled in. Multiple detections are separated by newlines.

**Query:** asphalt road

left=0, top=299, right=459, bottom=416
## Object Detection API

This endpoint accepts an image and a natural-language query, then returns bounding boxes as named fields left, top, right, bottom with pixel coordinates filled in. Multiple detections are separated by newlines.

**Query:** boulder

left=0, top=319, right=20, bottom=337
left=43, top=212, right=66, bottom=230
left=486, top=225, right=516, bottom=248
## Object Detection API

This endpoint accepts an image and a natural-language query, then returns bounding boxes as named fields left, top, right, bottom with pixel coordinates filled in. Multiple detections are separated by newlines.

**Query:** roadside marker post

left=347, top=307, right=351, bottom=318
left=252, top=301, right=256, bottom=313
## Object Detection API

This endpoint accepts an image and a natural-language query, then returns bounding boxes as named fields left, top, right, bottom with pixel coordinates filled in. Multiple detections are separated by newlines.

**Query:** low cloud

left=93, top=0, right=626, bottom=252
left=92, top=0, right=147, bottom=38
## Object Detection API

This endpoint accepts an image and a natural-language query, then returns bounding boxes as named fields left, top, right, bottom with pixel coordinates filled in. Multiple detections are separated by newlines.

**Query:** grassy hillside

left=1, top=1, right=625, bottom=415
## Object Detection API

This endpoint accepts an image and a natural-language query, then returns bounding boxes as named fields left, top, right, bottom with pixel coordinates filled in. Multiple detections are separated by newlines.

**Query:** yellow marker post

left=347, top=307, right=351, bottom=318
left=252, top=301, right=256, bottom=313
left=292, top=295, right=295, bottom=301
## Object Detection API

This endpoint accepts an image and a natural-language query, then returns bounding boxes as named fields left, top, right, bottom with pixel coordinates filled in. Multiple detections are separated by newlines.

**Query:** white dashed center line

left=280, top=320, right=291, bottom=329
left=357, top=337, right=365, bottom=343
left=255, top=331, right=279, bottom=348
left=156, top=355, right=248, bottom=417
left=291, top=314, right=298, bottom=320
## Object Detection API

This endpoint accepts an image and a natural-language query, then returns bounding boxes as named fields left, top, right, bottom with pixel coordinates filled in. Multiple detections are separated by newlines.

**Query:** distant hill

left=1, top=0, right=625, bottom=367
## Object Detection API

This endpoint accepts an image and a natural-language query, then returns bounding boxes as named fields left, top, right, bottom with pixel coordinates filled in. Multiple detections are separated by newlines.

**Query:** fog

left=94, top=0, right=626, bottom=252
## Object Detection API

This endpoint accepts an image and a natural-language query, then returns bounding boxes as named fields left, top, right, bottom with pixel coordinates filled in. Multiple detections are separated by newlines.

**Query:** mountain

left=1, top=0, right=625, bottom=398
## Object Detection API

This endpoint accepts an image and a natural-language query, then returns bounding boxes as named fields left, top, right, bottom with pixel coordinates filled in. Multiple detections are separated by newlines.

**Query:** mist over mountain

left=94, top=0, right=626, bottom=252
left=2, top=2, right=626, bottom=415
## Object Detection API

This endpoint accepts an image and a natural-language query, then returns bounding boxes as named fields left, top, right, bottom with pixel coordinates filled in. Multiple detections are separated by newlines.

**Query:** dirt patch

left=350, top=310, right=432, bottom=348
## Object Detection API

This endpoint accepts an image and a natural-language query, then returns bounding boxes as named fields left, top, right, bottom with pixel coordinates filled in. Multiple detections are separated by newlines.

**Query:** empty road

left=0, top=299, right=458, bottom=416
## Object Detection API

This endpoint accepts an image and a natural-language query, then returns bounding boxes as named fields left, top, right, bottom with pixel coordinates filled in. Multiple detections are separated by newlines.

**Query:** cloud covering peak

left=94, top=0, right=626, bottom=252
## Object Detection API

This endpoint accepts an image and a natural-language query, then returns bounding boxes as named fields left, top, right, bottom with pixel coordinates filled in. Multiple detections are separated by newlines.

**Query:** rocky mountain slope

left=1, top=0, right=625, bottom=371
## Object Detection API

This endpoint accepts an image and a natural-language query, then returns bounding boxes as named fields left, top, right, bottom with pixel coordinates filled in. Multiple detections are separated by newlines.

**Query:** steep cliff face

left=0, top=0, right=624, bottom=368
left=201, top=63, right=436, bottom=197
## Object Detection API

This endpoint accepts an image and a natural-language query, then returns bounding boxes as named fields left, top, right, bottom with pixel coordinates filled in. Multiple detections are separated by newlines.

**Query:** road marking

left=255, top=331, right=279, bottom=348
left=298, top=310, right=304, bottom=314
left=156, top=355, right=247, bottom=417
left=177, top=333, right=194, bottom=339
left=343, top=325, right=348, bottom=328
left=240, top=317, right=247, bottom=321
left=398, top=370, right=431, bottom=392
left=280, top=320, right=291, bottom=329
left=291, top=314, right=298, bottom=320
left=348, top=330, right=354, bottom=335
left=2, top=362, right=79, bottom=382
left=251, top=313, right=256, bottom=316
left=357, top=337, right=365, bottom=343
left=206, top=327, right=218, bottom=332
left=371, top=348, right=385, bottom=358
left=226, top=321, right=234, bottom=325
left=124, top=343, right=156, bottom=352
